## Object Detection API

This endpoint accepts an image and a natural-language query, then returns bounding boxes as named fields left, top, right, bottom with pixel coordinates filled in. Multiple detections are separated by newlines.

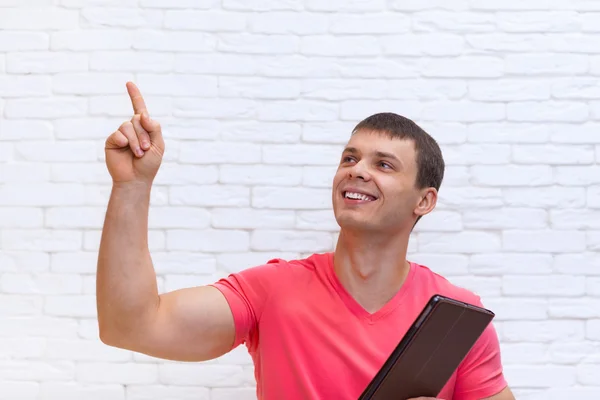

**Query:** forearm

left=96, top=181, right=159, bottom=343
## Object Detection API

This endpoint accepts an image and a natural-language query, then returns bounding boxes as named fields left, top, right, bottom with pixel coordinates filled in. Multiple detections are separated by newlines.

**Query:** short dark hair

left=352, top=112, right=445, bottom=224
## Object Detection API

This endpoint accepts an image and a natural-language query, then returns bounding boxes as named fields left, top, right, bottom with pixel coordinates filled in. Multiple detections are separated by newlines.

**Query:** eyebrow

left=344, top=147, right=402, bottom=163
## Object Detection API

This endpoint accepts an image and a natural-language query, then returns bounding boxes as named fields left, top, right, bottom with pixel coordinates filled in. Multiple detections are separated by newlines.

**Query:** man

left=97, top=82, right=515, bottom=400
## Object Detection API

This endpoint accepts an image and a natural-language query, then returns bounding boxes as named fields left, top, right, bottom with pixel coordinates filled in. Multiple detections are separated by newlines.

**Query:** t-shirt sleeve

left=209, top=258, right=285, bottom=352
left=453, top=297, right=508, bottom=400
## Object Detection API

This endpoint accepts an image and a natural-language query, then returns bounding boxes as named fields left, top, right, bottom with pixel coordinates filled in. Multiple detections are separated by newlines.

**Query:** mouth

left=342, top=190, right=378, bottom=202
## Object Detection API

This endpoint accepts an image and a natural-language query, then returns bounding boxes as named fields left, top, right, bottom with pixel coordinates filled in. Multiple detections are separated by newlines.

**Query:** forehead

left=344, top=130, right=417, bottom=161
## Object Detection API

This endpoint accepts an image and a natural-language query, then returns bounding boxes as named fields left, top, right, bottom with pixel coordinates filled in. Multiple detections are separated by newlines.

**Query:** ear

left=414, top=187, right=438, bottom=218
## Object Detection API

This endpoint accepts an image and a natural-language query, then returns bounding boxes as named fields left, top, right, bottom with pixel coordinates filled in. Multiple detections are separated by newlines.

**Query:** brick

left=471, top=0, right=554, bottom=10
left=46, top=339, right=130, bottom=362
left=136, top=74, right=217, bottom=97
left=260, top=100, right=339, bottom=122
left=52, top=30, right=134, bottom=50
left=412, top=211, right=463, bottom=232
left=133, top=30, right=217, bottom=52
left=413, top=11, right=495, bottom=32
left=467, top=123, right=549, bottom=143
left=0, top=32, right=48, bottom=51
left=301, top=36, right=379, bottom=57
left=556, top=166, right=600, bottom=186
left=76, top=363, right=157, bottom=384
left=0, top=162, right=49, bottom=184
left=578, top=363, right=600, bottom=385
left=223, top=0, right=302, bottom=10
left=252, top=187, right=330, bottom=209
left=154, top=164, right=218, bottom=186
left=383, top=34, right=464, bottom=56
left=211, top=388, right=257, bottom=400
left=140, top=0, right=218, bottom=7
left=418, top=232, right=501, bottom=253
left=503, top=321, right=585, bottom=342
left=220, top=165, right=302, bottom=186
left=305, top=0, right=385, bottom=11
left=437, top=187, right=503, bottom=208
left=471, top=254, right=552, bottom=276
left=5, top=98, right=87, bottom=119
left=50, top=252, right=98, bottom=274
left=421, top=101, right=505, bottom=122
left=217, top=252, right=300, bottom=273
left=220, top=77, right=301, bottom=99
left=219, top=33, right=298, bottom=54
left=551, top=123, right=600, bottom=143
left=302, top=165, right=339, bottom=188
left=0, top=120, right=53, bottom=141
left=40, top=383, right=124, bottom=400
left=497, top=12, right=580, bottom=32
left=301, top=78, right=386, bottom=101
left=0, top=337, right=46, bottom=359
left=442, top=144, right=511, bottom=164
left=446, top=276, right=501, bottom=297
left=0, top=8, right=78, bottom=30
left=175, top=54, right=258, bottom=75
left=15, top=141, right=97, bottom=163
left=174, top=98, right=257, bottom=119
left=588, top=278, right=600, bottom=296
left=53, top=73, right=134, bottom=95
left=472, top=165, right=553, bottom=186
left=466, top=33, right=553, bottom=52
left=503, top=365, right=576, bottom=388
left=548, top=298, right=600, bottom=319
left=506, top=54, right=588, bottom=75
left=551, top=209, right=600, bottom=229
left=251, top=230, right=333, bottom=252
left=45, top=295, right=96, bottom=318
left=179, top=142, right=261, bottom=164
left=170, top=185, right=249, bottom=207
left=587, top=231, right=600, bottom=252
left=0, top=252, right=49, bottom=273
left=212, top=208, right=296, bottom=229
left=0, top=75, right=51, bottom=97
left=152, top=252, right=217, bottom=275
left=488, top=298, right=548, bottom=320
left=503, top=230, right=585, bottom=252
left=340, top=58, right=421, bottom=79
left=62, top=0, right=138, bottom=5
left=247, top=12, right=327, bottom=35
left=166, top=230, right=249, bottom=252
left=165, top=11, right=245, bottom=31
left=0, top=295, right=43, bottom=316
left=82, top=8, right=163, bottom=28
left=0, top=381, right=39, bottom=399
left=555, top=253, right=600, bottom=275
left=388, top=80, right=467, bottom=101
left=514, top=144, right=594, bottom=164
left=45, top=207, right=105, bottom=229
left=500, top=343, right=548, bottom=364
left=340, top=100, right=422, bottom=121
left=263, top=144, right=340, bottom=165
left=463, top=208, right=547, bottom=229
left=552, top=34, right=600, bottom=53
left=421, top=57, right=504, bottom=78
left=126, top=386, right=209, bottom=400
left=159, top=363, right=244, bottom=386
left=296, top=210, right=339, bottom=231
left=504, top=187, right=585, bottom=208
left=0, top=207, right=43, bottom=228
left=409, top=254, right=469, bottom=276
left=90, top=95, right=171, bottom=117
left=503, top=275, right=585, bottom=297
left=469, top=80, right=550, bottom=101
left=553, top=77, right=600, bottom=99
left=221, top=121, right=301, bottom=143
left=330, top=14, right=409, bottom=34
left=90, top=51, right=172, bottom=72
left=0, top=360, right=74, bottom=381
left=2, top=230, right=82, bottom=251
left=508, top=101, right=589, bottom=122
left=0, top=273, right=82, bottom=295
left=390, top=0, right=468, bottom=10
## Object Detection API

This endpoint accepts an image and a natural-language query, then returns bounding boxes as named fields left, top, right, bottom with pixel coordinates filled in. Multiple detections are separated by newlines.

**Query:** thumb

left=140, top=111, right=162, bottom=140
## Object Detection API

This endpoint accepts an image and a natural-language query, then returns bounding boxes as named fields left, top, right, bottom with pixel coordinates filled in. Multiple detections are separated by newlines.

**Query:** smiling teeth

left=345, top=192, right=373, bottom=201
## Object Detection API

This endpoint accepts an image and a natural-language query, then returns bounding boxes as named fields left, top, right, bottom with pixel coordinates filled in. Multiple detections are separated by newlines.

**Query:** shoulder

left=411, top=261, right=483, bottom=306
left=227, top=252, right=329, bottom=284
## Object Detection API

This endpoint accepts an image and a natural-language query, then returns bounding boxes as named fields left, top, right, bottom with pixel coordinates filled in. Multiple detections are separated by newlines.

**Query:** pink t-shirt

left=211, top=252, right=507, bottom=400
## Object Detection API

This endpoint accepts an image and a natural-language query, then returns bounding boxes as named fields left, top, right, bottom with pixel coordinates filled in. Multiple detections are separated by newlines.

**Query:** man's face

left=331, top=129, right=424, bottom=234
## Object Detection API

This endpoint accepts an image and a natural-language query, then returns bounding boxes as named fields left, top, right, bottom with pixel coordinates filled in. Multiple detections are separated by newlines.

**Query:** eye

left=379, top=161, right=392, bottom=169
left=342, top=156, right=356, bottom=163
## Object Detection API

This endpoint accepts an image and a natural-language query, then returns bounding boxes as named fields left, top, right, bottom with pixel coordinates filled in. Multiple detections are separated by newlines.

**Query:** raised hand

left=104, top=82, right=165, bottom=186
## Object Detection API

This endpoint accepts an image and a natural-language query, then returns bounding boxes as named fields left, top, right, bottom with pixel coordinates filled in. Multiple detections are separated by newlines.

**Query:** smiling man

left=97, top=83, right=515, bottom=400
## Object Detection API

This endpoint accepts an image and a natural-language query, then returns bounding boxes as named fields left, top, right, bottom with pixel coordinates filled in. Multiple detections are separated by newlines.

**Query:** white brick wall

left=0, top=1, right=599, bottom=399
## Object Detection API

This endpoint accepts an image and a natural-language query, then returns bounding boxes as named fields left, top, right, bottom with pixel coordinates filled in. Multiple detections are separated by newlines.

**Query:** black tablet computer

left=358, top=294, right=495, bottom=400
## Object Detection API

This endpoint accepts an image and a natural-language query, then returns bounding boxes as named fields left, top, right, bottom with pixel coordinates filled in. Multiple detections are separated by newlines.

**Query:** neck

left=333, top=228, right=413, bottom=314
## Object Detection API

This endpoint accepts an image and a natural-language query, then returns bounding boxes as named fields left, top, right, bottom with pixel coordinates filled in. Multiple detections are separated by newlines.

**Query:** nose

left=348, top=160, right=371, bottom=181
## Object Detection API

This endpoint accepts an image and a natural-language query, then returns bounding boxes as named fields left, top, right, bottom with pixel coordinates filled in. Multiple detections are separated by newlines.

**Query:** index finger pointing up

left=126, top=81, right=147, bottom=115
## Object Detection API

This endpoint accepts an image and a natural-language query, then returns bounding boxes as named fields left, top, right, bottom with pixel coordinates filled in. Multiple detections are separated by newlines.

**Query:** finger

left=126, top=81, right=147, bottom=116
left=105, top=129, right=128, bottom=149
left=131, top=114, right=151, bottom=151
left=120, top=121, right=144, bottom=157
left=140, top=111, right=162, bottom=141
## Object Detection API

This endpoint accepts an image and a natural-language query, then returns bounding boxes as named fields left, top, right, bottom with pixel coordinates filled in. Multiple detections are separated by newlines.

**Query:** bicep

left=131, top=285, right=237, bottom=362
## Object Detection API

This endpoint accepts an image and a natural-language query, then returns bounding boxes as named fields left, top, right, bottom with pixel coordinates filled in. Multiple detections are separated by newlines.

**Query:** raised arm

left=96, top=82, right=235, bottom=362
